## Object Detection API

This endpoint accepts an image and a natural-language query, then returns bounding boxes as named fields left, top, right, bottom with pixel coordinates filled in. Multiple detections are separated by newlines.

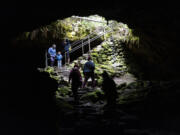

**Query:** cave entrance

left=15, top=15, right=142, bottom=134
left=16, top=14, right=140, bottom=84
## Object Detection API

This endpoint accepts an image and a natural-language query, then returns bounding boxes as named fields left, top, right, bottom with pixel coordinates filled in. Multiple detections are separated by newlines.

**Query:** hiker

left=56, top=51, right=63, bottom=70
left=82, top=56, right=95, bottom=88
left=48, top=44, right=56, bottom=67
left=69, top=63, right=82, bottom=102
left=64, top=38, right=71, bottom=64
left=102, top=71, right=117, bottom=107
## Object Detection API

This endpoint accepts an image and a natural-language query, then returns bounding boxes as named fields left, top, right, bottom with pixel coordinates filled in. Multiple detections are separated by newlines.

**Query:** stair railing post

left=104, top=27, right=106, bottom=41
left=88, top=35, right=91, bottom=54
left=82, top=40, right=84, bottom=55
left=45, top=50, right=48, bottom=68
left=65, top=52, right=66, bottom=69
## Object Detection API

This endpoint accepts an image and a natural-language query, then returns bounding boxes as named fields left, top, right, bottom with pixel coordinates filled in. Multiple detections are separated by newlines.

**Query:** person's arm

left=93, top=62, right=95, bottom=69
left=56, top=55, right=58, bottom=59
left=91, top=62, right=95, bottom=70
left=69, top=70, right=72, bottom=83
left=48, top=48, right=51, bottom=55
left=53, top=49, right=56, bottom=57
left=77, top=70, right=82, bottom=87
left=78, top=70, right=82, bottom=81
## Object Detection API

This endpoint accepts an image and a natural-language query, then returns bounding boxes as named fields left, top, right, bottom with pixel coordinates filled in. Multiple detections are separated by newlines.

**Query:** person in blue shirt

left=56, top=51, right=63, bottom=69
left=48, top=44, right=56, bottom=67
left=64, top=39, right=71, bottom=64
left=82, top=56, right=95, bottom=88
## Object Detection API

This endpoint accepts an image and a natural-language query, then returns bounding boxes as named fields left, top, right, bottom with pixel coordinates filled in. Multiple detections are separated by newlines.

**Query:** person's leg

left=50, top=57, right=53, bottom=67
left=82, top=73, right=88, bottom=88
left=60, top=60, right=62, bottom=69
left=91, top=72, right=95, bottom=88
left=58, top=60, right=61, bottom=69
left=52, top=60, right=55, bottom=67
left=68, top=58, right=70, bottom=64
left=72, top=83, right=78, bottom=102
left=57, top=61, right=59, bottom=69
left=51, top=57, right=55, bottom=67
left=67, top=52, right=70, bottom=64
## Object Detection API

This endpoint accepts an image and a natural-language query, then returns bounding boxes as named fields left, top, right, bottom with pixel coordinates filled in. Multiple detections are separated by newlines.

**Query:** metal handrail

left=69, top=23, right=113, bottom=49
left=69, top=28, right=113, bottom=54
left=60, top=31, right=96, bottom=55
left=70, top=33, right=103, bottom=53
left=70, top=32, right=95, bottom=47
left=63, top=22, right=114, bottom=56
left=72, top=16, right=107, bottom=24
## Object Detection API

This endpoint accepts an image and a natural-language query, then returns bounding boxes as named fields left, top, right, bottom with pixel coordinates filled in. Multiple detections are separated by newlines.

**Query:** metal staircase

left=45, top=22, right=114, bottom=68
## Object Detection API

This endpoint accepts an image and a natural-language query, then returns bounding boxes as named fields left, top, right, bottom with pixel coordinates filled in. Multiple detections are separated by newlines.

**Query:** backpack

left=86, top=61, right=95, bottom=71
left=71, top=68, right=81, bottom=82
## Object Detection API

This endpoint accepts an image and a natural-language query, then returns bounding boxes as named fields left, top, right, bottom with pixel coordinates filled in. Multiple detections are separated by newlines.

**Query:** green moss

left=80, top=89, right=104, bottom=103
left=117, top=90, right=147, bottom=105
left=50, top=75, right=60, bottom=81
left=97, top=77, right=103, bottom=86
left=57, top=86, right=71, bottom=97
left=101, top=43, right=108, bottom=49
left=91, top=52, right=99, bottom=57
left=99, top=64, right=109, bottom=69
left=45, top=66, right=54, bottom=74
left=56, top=100, right=74, bottom=110
left=117, top=83, right=127, bottom=90
left=95, top=68, right=103, bottom=75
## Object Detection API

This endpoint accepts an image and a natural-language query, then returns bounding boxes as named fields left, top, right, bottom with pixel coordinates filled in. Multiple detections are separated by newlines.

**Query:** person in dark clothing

left=69, top=64, right=82, bottom=102
left=102, top=71, right=117, bottom=107
left=82, top=56, right=95, bottom=88
left=64, top=39, right=71, bottom=64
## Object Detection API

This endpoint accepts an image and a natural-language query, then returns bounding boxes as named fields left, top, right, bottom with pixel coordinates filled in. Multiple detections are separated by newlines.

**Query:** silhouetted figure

left=64, top=39, right=71, bottom=64
left=69, top=64, right=82, bottom=102
left=102, top=71, right=117, bottom=107
left=48, top=44, right=56, bottom=67
left=82, top=56, right=95, bottom=88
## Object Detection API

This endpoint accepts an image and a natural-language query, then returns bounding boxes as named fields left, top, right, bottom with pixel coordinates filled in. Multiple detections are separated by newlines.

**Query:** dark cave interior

left=1, top=1, right=180, bottom=135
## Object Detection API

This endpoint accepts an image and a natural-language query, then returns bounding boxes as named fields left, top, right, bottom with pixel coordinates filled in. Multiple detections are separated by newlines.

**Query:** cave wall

left=124, top=8, right=180, bottom=80
left=1, top=2, right=180, bottom=135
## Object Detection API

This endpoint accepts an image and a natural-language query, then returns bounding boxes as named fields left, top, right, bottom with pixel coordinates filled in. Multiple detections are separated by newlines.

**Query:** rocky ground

left=41, top=65, right=180, bottom=135
left=55, top=80, right=180, bottom=135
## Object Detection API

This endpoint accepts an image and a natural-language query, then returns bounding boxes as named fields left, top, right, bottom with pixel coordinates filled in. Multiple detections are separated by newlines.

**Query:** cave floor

left=56, top=86, right=180, bottom=135
left=54, top=67, right=179, bottom=135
